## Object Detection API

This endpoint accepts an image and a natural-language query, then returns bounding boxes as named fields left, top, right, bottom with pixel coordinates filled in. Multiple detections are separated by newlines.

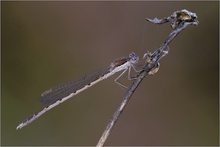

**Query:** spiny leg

left=114, top=65, right=141, bottom=89
left=114, top=68, right=129, bottom=89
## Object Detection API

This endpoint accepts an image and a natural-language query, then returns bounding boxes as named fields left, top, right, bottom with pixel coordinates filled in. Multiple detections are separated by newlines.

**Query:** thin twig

left=96, top=9, right=199, bottom=147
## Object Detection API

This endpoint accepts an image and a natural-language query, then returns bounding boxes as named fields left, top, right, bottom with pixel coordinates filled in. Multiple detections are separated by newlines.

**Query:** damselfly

left=16, top=52, right=139, bottom=129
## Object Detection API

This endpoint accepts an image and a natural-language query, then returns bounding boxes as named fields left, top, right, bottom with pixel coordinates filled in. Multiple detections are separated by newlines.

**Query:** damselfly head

left=129, top=52, right=139, bottom=64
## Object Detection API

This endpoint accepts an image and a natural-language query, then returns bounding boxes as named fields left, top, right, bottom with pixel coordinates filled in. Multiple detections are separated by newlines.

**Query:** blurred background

left=2, top=1, right=218, bottom=146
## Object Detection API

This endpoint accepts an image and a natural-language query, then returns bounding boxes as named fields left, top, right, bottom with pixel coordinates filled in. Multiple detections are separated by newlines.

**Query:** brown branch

left=97, top=9, right=199, bottom=147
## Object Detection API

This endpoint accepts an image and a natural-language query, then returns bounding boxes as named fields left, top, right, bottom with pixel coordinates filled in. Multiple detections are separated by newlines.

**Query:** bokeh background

left=2, top=1, right=219, bottom=146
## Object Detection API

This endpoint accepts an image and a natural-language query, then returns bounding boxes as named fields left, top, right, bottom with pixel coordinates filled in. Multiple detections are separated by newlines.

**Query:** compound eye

left=129, top=52, right=139, bottom=64
left=129, top=52, right=135, bottom=58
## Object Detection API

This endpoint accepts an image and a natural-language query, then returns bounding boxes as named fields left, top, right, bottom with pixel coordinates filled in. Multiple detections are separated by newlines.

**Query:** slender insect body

left=16, top=52, right=139, bottom=130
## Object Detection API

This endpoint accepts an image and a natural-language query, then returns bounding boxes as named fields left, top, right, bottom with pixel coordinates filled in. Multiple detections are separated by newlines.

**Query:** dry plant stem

left=97, top=72, right=145, bottom=147
left=97, top=10, right=198, bottom=147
